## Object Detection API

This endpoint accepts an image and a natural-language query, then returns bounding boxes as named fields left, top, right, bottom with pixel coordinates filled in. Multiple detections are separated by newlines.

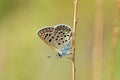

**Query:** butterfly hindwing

left=53, top=24, right=72, bottom=49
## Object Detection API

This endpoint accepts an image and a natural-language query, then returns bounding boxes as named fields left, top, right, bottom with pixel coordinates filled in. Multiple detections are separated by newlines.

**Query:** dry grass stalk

left=72, top=0, right=78, bottom=80
left=92, top=0, right=104, bottom=80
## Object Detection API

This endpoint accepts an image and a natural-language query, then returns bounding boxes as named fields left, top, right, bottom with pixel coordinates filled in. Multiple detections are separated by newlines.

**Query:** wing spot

left=64, top=35, right=66, bottom=37
left=58, top=43, right=61, bottom=45
left=49, top=34, right=51, bottom=36
left=44, top=36, right=47, bottom=38
left=49, top=39, right=52, bottom=42
left=62, top=41, right=64, bottom=43
left=65, top=40, right=67, bottom=42
left=57, top=36, right=59, bottom=38
left=56, top=39, right=58, bottom=41
left=67, top=35, right=69, bottom=36
left=61, top=38, right=63, bottom=40
left=52, top=36, right=54, bottom=39
left=46, top=34, right=48, bottom=36
left=60, top=31, right=63, bottom=33
left=58, top=32, right=61, bottom=34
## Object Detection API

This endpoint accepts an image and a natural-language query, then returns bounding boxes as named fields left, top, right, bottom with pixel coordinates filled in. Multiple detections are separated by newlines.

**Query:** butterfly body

left=57, top=45, right=71, bottom=58
left=37, top=24, right=72, bottom=58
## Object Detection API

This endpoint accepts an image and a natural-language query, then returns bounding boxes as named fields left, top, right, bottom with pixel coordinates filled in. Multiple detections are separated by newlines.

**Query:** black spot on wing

left=64, top=35, right=66, bottom=37
left=60, top=31, right=63, bottom=33
left=65, top=40, right=67, bottom=42
left=52, top=36, right=54, bottom=39
left=46, top=34, right=48, bottom=36
left=44, top=37, right=46, bottom=39
left=61, top=38, right=63, bottom=40
left=57, top=36, right=59, bottom=38
left=58, top=43, right=61, bottom=45
left=49, top=39, right=52, bottom=42
left=56, top=38, right=58, bottom=41
left=49, top=34, right=51, bottom=36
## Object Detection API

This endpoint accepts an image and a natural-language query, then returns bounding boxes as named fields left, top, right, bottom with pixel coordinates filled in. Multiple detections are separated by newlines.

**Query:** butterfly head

left=56, top=52, right=62, bottom=58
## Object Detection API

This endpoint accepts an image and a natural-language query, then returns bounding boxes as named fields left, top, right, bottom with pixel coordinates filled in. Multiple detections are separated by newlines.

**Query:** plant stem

left=72, top=0, right=78, bottom=80
left=92, top=0, right=104, bottom=80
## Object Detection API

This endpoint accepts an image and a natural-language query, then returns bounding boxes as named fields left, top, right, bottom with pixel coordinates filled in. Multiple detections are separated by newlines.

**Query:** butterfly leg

left=66, top=53, right=73, bottom=60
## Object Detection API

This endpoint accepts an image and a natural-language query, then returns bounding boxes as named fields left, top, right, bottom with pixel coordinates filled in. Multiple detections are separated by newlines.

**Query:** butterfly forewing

left=37, top=26, right=59, bottom=50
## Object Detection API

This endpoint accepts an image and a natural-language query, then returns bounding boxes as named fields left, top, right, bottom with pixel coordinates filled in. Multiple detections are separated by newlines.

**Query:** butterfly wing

left=53, top=24, right=72, bottom=50
left=37, top=26, right=59, bottom=51
left=37, top=24, right=72, bottom=52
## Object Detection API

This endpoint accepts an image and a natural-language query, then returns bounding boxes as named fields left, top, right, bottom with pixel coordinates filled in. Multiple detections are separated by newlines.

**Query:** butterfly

left=37, top=24, right=73, bottom=58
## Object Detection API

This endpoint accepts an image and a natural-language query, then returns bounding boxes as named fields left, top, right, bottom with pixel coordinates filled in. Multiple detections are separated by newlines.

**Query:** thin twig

left=72, top=0, right=78, bottom=80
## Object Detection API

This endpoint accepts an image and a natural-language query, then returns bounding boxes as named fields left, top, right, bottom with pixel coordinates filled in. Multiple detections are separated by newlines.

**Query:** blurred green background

left=0, top=0, right=120, bottom=80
